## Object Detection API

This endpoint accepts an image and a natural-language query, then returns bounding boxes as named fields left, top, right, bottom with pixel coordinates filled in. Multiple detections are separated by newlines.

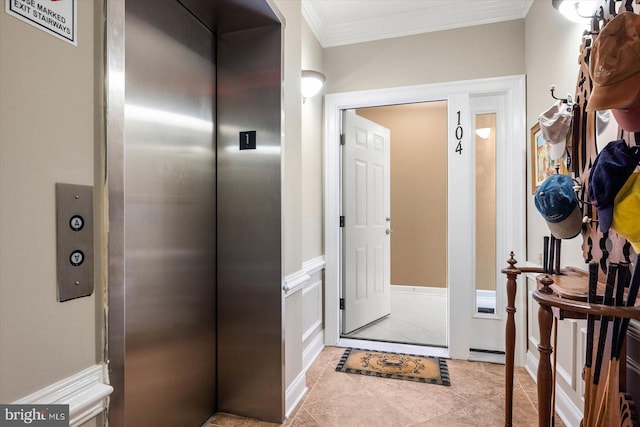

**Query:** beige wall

left=276, top=0, right=304, bottom=277
left=357, top=102, right=448, bottom=288
left=0, top=0, right=102, bottom=404
left=525, top=0, right=585, bottom=268
left=324, top=19, right=525, bottom=93
left=301, top=18, right=324, bottom=261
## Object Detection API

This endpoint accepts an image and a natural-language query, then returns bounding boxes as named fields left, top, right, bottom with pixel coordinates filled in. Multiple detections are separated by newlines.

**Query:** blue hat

left=535, top=174, right=582, bottom=239
left=588, top=139, right=640, bottom=233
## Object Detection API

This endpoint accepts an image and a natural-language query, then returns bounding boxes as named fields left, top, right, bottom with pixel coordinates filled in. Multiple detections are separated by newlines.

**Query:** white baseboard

left=12, top=364, right=113, bottom=427
left=285, top=370, right=307, bottom=418
left=525, top=350, right=538, bottom=380
left=303, top=329, right=325, bottom=372
left=524, top=350, right=582, bottom=427
left=555, top=384, right=582, bottom=427
left=390, top=285, right=447, bottom=296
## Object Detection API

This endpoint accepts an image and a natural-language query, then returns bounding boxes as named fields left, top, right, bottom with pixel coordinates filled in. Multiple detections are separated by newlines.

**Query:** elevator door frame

left=105, top=0, right=285, bottom=425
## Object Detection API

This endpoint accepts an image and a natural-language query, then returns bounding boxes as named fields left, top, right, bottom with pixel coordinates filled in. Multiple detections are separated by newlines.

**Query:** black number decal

left=455, top=126, right=463, bottom=140
left=455, top=110, right=463, bottom=155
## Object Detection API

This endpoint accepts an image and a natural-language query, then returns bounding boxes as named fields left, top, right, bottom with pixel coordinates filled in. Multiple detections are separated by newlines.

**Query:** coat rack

left=573, top=0, right=638, bottom=275
left=504, top=2, right=640, bottom=426
left=550, top=85, right=573, bottom=105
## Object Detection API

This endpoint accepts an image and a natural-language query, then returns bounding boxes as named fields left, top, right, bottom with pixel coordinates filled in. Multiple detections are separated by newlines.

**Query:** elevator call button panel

left=56, top=183, right=94, bottom=302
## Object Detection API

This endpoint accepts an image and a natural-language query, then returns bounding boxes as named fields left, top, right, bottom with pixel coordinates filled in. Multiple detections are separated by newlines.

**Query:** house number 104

left=455, top=110, right=463, bottom=155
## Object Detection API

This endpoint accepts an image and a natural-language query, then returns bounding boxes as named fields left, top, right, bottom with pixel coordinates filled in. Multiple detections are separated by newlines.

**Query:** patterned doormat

left=336, top=348, right=450, bottom=386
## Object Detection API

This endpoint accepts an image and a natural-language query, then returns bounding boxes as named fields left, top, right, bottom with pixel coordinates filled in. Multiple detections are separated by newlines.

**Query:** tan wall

left=324, top=19, right=525, bottom=94
left=0, top=0, right=102, bottom=404
left=357, top=102, right=447, bottom=288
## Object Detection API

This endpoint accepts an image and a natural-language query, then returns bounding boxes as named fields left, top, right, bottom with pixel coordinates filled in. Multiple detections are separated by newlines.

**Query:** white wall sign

left=5, top=0, right=77, bottom=46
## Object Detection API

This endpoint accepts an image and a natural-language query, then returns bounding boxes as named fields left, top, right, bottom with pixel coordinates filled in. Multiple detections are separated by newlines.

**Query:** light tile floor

left=341, top=289, right=447, bottom=347
left=206, top=346, right=566, bottom=427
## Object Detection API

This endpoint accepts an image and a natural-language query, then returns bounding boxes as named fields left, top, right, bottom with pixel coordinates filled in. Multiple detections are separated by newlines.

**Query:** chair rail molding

left=12, top=364, right=113, bottom=427
left=283, top=255, right=326, bottom=296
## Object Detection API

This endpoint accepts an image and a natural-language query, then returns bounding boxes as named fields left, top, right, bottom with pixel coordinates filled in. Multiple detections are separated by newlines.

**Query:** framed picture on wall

left=530, top=123, right=561, bottom=194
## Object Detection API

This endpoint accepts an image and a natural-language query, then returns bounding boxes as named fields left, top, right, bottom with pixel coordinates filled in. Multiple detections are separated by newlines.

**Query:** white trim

left=302, top=255, right=326, bottom=276
left=390, top=285, right=447, bottom=296
left=554, top=384, right=583, bottom=427
left=324, top=75, right=527, bottom=363
left=476, top=289, right=497, bottom=311
left=528, top=336, right=541, bottom=351
left=285, top=370, right=307, bottom=418
left=284, top=256, right=326, bottom=296
left=302, top=278, right=323, bottom=341
left=525, top=350, right=582, bottom=427
left=303, top=329, right=325, bottom=371
left=283, top=270, right=311, bottom=296
left=557, top=319, right=577, bottom=390
left=12, top=364, right=113, bottom=427
left=302, top=0, right=535, bottom=48
left=302, top=318, right=322, bottom=343
left=337, top=338, right=450, bottom=359
left=525, top=350, right=539, bottom=380
left=302, top=279, right=322, bottom=297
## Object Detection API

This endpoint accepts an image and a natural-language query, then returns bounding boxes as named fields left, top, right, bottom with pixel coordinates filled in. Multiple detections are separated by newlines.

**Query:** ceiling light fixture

left=552, top=0, right=596, bottom=24
left=301, top=70, right=326, bottom=102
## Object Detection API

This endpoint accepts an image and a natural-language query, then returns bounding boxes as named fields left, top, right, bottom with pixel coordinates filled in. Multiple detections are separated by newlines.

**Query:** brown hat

left=587, top=12, right=640, bottom=112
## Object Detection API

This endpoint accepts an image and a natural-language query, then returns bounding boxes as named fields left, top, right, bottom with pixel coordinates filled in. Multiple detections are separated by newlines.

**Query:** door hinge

left=340, top=298, right=345, bottom=310
left=340, top=134, right=345, bottom=146
left=339, top=216, right=345, bottom=227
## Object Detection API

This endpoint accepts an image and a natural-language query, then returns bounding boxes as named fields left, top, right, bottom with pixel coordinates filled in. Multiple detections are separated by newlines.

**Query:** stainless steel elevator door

left=124, top=1, right=216, bottom=425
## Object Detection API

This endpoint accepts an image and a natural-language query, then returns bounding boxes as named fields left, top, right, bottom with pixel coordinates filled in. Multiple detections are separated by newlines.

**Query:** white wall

left=274, top=0, right=326, bottom=418
left=276, top=0, right=304, bottom=278
left=0, top=1, right=102, bottom=413
left=524, top=3, right=596, bottom=425
left=525, top=0, right=587, bottom=269
left=301, top=18, right=324, bottom=261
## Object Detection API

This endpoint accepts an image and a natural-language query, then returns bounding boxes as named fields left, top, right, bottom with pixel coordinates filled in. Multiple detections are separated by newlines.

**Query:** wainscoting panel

left=284, top=256, right=325, bottom=417
left=12, top=364, right=112, bottom=427
left=302, top=277, right=322, bottom=341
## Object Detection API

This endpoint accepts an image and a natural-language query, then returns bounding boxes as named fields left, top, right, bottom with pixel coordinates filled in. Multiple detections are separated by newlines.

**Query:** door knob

left=386, top=229, right=391, bottom=235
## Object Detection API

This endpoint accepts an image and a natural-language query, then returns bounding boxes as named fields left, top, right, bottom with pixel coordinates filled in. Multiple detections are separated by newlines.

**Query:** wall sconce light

left=475, top=128, right=491, bottom=139
left=552, top=0, right=596, bottom=23
left=301, top=70, right=326, bottom=102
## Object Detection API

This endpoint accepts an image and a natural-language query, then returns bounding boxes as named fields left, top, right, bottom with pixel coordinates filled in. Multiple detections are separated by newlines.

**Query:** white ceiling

left=301, top=0, right=535, bottom=47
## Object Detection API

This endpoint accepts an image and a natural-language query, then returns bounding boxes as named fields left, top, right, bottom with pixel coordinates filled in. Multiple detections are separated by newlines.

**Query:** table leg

left=505, top=271, right=517, bottom=427
left=538, top=303, right=554, bottom=427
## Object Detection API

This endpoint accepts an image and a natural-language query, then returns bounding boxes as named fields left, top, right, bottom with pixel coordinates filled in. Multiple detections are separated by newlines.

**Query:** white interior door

left=341, top=110, right=391, bottom=334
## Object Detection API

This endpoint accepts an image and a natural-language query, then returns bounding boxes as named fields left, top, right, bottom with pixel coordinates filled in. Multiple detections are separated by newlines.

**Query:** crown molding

left=302, top=0, right=535, bottom=48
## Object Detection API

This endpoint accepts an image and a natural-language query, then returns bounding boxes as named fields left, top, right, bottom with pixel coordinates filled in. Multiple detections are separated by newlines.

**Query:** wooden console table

left=502, top=253, right=640, bottom=427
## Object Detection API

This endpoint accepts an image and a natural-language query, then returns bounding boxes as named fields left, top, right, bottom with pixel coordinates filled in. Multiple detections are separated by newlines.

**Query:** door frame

left=323, top=75, right=527, bottom=363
